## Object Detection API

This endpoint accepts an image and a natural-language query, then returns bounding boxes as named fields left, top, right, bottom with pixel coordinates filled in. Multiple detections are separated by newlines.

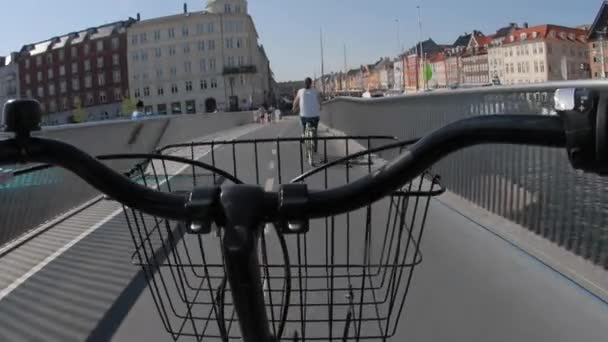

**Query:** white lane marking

left=269, top=161, right=275, bottom=170
left=264, top=178, right=274, bottom=235
left=0, top=124, right=263, bottom=301
left=0, top=206, right=123, bottom=301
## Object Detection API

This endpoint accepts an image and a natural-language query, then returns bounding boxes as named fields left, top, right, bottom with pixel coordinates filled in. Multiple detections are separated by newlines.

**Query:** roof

left=476, top=34, right=493, bottom=46
left=589, top=1, right=608, bottom=40
left=453, top=33, right=473, bottom=47
left=503, top=24, right=588, bottom=45
left=494, top=23, right=519, bottom=39
left=402, top=39, right=442, bottom=57
left=428, top=53, right=446, bottom=63
left=20, top=19, right=134, bottom=57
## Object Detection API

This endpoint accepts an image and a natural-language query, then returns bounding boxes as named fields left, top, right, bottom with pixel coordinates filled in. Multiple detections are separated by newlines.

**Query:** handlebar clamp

left=278, top=184, right=310, bottom=234
left=184, top=186, right=223, bottom=234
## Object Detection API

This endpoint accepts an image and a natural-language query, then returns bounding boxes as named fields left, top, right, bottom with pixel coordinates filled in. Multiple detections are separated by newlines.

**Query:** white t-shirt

left=297, top=88, right=321, bottom=118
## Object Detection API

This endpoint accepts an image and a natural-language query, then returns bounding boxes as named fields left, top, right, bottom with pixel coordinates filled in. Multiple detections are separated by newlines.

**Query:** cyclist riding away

left=293, top=77, right=321, bottom=151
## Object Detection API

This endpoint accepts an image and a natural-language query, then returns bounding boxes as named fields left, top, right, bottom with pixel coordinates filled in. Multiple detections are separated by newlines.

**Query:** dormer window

left=510, top=35, right=515, bottom=42
left=532, top=31, right=538, bottom=38
left=568, top=33, right=575, bottom=40
left=520, top=33, right=527, bottom=40
left=549, top=30, right=556, bottom=38
left=559, top=32, right=567, bottom=39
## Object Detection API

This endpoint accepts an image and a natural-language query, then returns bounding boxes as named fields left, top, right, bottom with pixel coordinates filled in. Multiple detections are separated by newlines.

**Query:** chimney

left=136, top=13, right=141, bottom=21
left=524, top=22, right=529, bottom=28
left=183, top=2, right=188, bottom=14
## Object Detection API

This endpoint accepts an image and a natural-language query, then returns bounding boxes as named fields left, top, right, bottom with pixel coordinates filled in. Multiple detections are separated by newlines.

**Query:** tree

left=121, top=97, right=136, bottom=117
left=72, top=97, right=85, bottom=123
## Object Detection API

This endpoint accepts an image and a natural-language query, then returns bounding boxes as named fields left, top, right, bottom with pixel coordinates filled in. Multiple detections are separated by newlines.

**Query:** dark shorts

left=300, top=117, right=320, bottom=132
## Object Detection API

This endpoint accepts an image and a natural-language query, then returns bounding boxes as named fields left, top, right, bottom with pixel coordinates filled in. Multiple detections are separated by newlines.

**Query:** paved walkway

left=0, top=118, right=606, bottom=341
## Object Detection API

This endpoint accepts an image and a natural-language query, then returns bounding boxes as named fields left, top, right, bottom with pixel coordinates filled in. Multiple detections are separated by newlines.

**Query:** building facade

left=17, top=20, right=134, bottom=125
left=461, top=31, right=491, bottom=85
left=488, top=23, right=519, bottom=85
left=428, top=53, right=447, bottom=88
left=127, top=0, right=273, bottom=114
left=502, top=25, right=589, bottom=85
left=445, top=33, right=470, bottom=87
left=393, top=58, right=404, bottom=90
left=588, top=1, right=608, bottom=79
left=0, top=54, right=19, bottom=111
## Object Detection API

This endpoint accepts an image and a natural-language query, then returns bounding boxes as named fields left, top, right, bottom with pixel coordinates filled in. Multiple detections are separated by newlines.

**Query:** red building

left=17, top=18, right=136, bottom=124
left=402, top=39, right=442, bottom=91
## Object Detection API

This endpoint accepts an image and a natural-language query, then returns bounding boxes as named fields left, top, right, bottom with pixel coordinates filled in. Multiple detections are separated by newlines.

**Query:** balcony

left=222, top=65, right=257, bottom=75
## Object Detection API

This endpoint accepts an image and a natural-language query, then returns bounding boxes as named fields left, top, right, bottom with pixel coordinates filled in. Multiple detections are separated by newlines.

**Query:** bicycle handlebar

left=1, top=89, right=606, bottom=223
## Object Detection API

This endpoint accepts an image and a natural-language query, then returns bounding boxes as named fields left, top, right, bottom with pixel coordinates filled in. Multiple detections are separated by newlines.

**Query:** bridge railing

left=0, top=111, right=253, bottom=250
left=322, top=81, right=608, bottom=269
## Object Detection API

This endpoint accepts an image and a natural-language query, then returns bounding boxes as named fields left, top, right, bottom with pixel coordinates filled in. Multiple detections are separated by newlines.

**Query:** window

left=97, top=56, right=104, bottom=68
left=185, top=81, right=193, bottom=92
left=540, top=61, right=545, bottom=73
left=525, top=62, right=530, bottom=73
left=170, top=66, right=177, bottom=76
left=85, top=75, right=92, bottom=88
left=225, top=38, right=234, bottom=49
left=235, top=5, right=242, bottom=13
left=84, top=44, right=90, bottom=55
left=154, top=30, right=161, bottom=41
left=533, top=44, right=537, bottom=54
left=238, top=56, right=245, bottom=66
left=72, top=62, right=78, bottom=74
left=36, top=56, right=42, bottom=66
left=37, top=86, right=44, bottom=97
left=208, top=40, right=216, bottom=50
left=182, top=26, right=189, bottom=37
left=59, top=65, right=66, bottom=76
left=534, top=61, right=539, bottom=73
left=184, top=61, right=192, bottom=73
left=143, top=86, right=150, bottom=97
left=211, top=78, right=218, bottom=88
left=96, top=40, right=104, bottom=52
left=142, top=72, right=149, bottom=80
left=155, top=47, right=162, bottom=57
left=227, top=56, right=235, bottom=66
left=208, top=23, right=215, bottom=33
left=48, top=68, right=54, bottom=79
left=183, top=43, right=190, bottom=54
left=157, top=104, right=167, bottom=115
left=200, top=79, right=208, bottom=89
left=114, top=88, right=122, bottom=101
left=48, top=100, right=56, bottom=113
left=61, top=97, right=68, bottom=111
left=539, top=44, right=544, bottom=54
left=134, top=88, right=141, bottom=98
left=197, top=23, right=205, bottom=34
left=158, top=86, right=164, bottom=96
left=86, top=92, right=94, bottom=105
left=225, top=4, right=232, bottom=12
left=198, top=41, right=205, bottom=51
left=113, top=70, right=121, bottom=83
left=594, top=56, right=599, bottom=63
left=59, top=49, right=65, bottom=61
left=72, top=77, right=80, bottom=91
left=509, top=48, right=513, bottom=57
left=168, top=28, right=176, bottom=38
left=132, top=35, right=138, bottom=45
left=517, top=63, right=521, bottom=73
left=99, top=91, right=107, bottom=103
left=171, top=102, right=182, bottom=114
left=26, top=89, right=32, bottom=98
left=112, top=37, right=119, bottom=49
left=236, top=38, right=243, bottom=48
left=169, top=46, right=176, bottom=56
left=25, top=59, right=30, bottom=69
left=209, top=58, right=216, bottom=71
left=70, top=46, right=77, bottom=58
left=98, top=73, right=106, bottom=86
left=25, top=74, right=31, bottom=84
left=46, top=54, right=53, bottom=64
left=112, top=54, right=119, bottom=66
left=171, top=83, right=178, bottom=94
left=240, top=75, right=245, bottom=85
left=547, top=43, right=552, bottom=54
left=140, top=33, right=147, bottom=43
left=141, top=51, right=148, bottom=61
left=156, top=69, right=163, bottom=78
left=84, top=60, right=91, bottom=72
left=73, top=96, right=81, bottom=108
left=48, top=84, right=55, bottom=96
left=520, top=33, right=527, bottom=40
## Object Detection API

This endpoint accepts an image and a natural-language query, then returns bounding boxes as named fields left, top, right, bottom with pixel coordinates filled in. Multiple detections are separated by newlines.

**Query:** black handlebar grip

left=2, top=99, right=42, bottom=137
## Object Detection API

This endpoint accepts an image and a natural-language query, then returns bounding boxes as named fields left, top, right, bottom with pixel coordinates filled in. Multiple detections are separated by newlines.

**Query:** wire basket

left=122, top=136, right=445, bottom=341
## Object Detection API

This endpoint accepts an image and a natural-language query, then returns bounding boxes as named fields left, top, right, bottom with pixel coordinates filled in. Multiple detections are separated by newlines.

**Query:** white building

left=127, top=0, right=274, bottom=114
left=0, top=54, right=19, bottom=111
left=502, top=25, right=589, bottom=85
left=393, top=58, right=403, bottom=90
left=487, top=24, right=518, bottom=85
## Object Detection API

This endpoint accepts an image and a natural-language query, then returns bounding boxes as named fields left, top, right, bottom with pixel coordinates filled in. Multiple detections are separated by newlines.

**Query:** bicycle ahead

left=303, top=121, right=317, bottom=166
left=1, top=87, right=607, bottom=341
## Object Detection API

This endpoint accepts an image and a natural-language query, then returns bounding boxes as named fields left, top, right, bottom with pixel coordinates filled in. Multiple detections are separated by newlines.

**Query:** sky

left=0, top=0, right=601, bottom=82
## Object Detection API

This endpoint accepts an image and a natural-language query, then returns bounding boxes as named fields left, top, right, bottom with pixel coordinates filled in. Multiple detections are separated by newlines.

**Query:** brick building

left=588, top=1, right=608, bottom=79
left=17, top=19, right=136, bottom=125
left=402, top=39, right=441, bottom=91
